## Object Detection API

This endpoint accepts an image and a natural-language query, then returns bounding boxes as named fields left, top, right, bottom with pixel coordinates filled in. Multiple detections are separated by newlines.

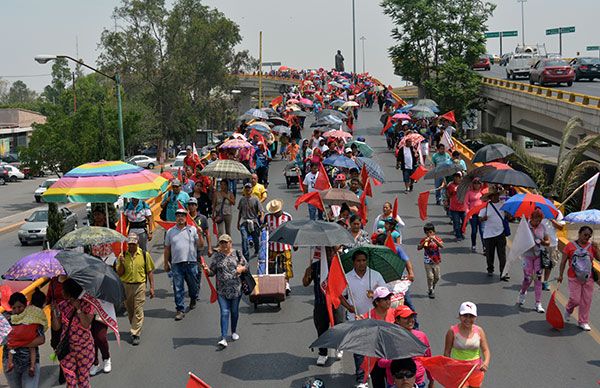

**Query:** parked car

left=570, top=57, right=600, bottom=81
left=506, top=53, right=534, bottom=79
left=176, top=150, right=187, bottom=159
left=18, top=207, right=78, bottom=246
left=125, top=155, right=157, bottom=169
left=524, top=138, right=534, bottom=148
left=141, top=145, right=158, bottom=157
left=34, top=178, right=59, bottom=203
left=499, top=53, right=512, bottom=66
left=534, top=139, right=551, bottom=147
left=0, top=165, right=9, bottom=185
left=170, top=158, right=185, bottom=173
left=529, top=59, right=575, bottom=86
left=472, top=56, right=491, bottom=71
left=0, top=164, right=25, bottom=181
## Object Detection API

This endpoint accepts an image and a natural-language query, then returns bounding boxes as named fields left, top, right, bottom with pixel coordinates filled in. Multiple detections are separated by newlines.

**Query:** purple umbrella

left=2, top=250, right=66, bottom=281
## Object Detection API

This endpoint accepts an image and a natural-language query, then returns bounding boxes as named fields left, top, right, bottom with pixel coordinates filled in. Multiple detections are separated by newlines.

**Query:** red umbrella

left=398, top=133, right=425, bottom=147
left=484, top=162, right=512, bottom=170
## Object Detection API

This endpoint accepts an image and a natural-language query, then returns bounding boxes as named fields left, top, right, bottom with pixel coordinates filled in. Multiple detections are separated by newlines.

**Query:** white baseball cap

left=459, top=301, right=477, bottom=317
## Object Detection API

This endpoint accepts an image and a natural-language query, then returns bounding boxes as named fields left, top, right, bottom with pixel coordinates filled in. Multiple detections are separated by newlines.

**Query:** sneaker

left=316, top=355, right=328, bottom=366
left=218, top=338, right=228, bottom=347
left=535, top=303, right=545, bottom=313
left=428, top=289, right=435, bottom=299
left=542, top=281, right=550, bottom=291
left=471, top=246, right=477, bottom=253
left=564, top=310, right=571, bottom=322
left=102, top=358, right=112, bottom=373
left=579, top=323, right=591, bottom=331
left=335, top=350, right=344, bottom=359
left=286, top=282, right=291, bottom=296
left=189, top=299, right=197, bottom=310
left=500, top=276, right=510, bottom=282
left=131, top=335, right=140, bottom=346
left=89, top=362, right=103, bottom=376
left=518, top=292, right=526, bottom=306
left=175, top=311, right=185, bottom=321
left=356, top=383, right=369, bottom=388
left=231, top=333, right=240, bottom=341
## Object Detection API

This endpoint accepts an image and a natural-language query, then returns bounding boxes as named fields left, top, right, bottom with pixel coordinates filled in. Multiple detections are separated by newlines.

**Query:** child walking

left=417, top=223, right=444, bottom=299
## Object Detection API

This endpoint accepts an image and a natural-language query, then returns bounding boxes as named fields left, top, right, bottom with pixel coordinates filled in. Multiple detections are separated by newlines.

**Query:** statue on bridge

left=335, top=50, right=345, bottom=72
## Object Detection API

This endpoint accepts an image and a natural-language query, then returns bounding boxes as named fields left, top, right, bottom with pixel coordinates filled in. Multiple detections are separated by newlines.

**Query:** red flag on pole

left=358, top=191, right=368, bottom=226
left=546, top=291, right=565, bottom=330
left=380, top=116, right=393, bottom=135
left=363, top=178, right=373, bottom=197
left=384, top=233, right=397, bottom=253
left=326, top=255, right=348, bottom=308
left=199, top=256, right=218, bottom=304
left=418, top=191, right=430, bottom=220
left=314, top=163, right=331, bottom=190
left=461, top=202, right=488, bottom=233
left=410, top=165, right=429, bottom=182
left=270, top=95, right=283, bottom=107
left=297, top=169, right=306, bottom=193
left=112, top=211, right=128, bottom=256
left=360, top=356, right=379, bottom=383
left=440, top=110, right=456, bottom=123
left=392, top=197, right=398, bottom=219
left=295, top=191, right=324, bottom=211
left=372, top=178, right=382, bottom=186
left=360, top=165, right=369, bottom=187
left=156, top=220, right=176, bottom=230
left=177, top=167, right=183, bottom=183
left=186, top=372, right=212, bottom=388
left=417, top=356, right=482, bottom=388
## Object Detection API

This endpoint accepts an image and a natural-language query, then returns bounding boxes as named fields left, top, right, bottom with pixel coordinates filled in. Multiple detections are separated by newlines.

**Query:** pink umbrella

left=220, top=138, right=253, bottom=149
left=392, top=113, right=411, bottom=120
left=398, top=133, right=425, bottom=147
left=323, top=130, right=353, bottom=140
left=287, top=99, right=300, bottom=104
left=299, top=98, right=313, bottom=106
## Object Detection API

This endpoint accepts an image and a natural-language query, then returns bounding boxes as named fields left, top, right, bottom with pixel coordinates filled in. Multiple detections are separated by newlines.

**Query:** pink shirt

left=378, top=329, right=432, bottom=385
left=465, top=189, right=483, bottom=212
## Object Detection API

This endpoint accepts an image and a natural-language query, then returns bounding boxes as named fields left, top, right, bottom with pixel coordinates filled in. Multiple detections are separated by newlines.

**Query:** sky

left=1, top=0, right=599, bottom=92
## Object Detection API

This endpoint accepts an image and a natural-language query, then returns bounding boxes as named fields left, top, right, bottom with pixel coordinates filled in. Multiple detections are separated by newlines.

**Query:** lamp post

left=35, top=54, right=126, bottom=161
left=517, top=0, right=527, bottom=46
left=352, top=0, right=356, bottom=74
left=360, top=36, right=366, bottom=74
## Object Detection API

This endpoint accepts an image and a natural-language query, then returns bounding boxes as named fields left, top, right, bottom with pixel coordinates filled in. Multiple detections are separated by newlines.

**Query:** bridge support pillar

left=237, top=93, right=254, bottom=115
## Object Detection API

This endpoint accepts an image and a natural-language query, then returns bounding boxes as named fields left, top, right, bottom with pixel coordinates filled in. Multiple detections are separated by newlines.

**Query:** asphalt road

left=0, top=176, right=52, bottom=219
left=482, top=64, right=600, bottom=97
left=1, top=109, right=599, bottom=387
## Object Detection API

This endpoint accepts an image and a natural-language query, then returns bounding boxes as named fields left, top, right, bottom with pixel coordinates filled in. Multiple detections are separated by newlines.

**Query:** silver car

left=18, top=207, right=78, bottom=246
left=125, top=155, right=157, bottom=169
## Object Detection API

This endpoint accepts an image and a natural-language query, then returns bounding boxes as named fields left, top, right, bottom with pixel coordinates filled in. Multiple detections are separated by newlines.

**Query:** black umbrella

left=267, top=117, right=288, bottom=126
left=55, top=250, right=125, bottom=305
left=309, top=319, right=428, bottom=359
left=423, top=162, right=464, bottom=180
left=317, top=109, right=347, bottom=120
left=269, top=219, right=354, bottom=247
left=472, top=143, right=514, bottom=163
left=480, top=168, right=538, bottom=189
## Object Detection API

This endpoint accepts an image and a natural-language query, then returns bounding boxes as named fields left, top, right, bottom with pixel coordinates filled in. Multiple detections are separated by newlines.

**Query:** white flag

left=319, top=246, right=329, bottom=293
left=440, top=130, right=454, bottom=151
left=581, top=172, right=599, bottom=211
left=192, top=142, right=200, bottom=158
left=502, top=216, right=535, bottom=278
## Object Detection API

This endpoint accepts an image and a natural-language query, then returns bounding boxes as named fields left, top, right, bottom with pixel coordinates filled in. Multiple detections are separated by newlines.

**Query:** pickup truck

left=506, top=53, right=534, bottom=79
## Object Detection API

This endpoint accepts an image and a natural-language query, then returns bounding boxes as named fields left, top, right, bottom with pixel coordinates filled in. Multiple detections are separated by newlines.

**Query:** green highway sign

left=561, top=26, right=575, bottom=33
left=586, top=46, right=600, bottom=51
left=546, top=28, right=559, bottom=35
left=502, top=30, right=518, bottom=37
left=547, top=26, right=575, bottom=35
left=485, top=32, right=500, bottom=38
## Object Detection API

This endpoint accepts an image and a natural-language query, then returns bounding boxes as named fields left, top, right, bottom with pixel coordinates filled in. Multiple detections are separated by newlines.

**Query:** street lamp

left=517, top=0, right=527, bottom=46
left=360, top=36, right=366, bottom=74
left=352, top=0, right=357, bottom=74
left=34, top=54, right=126, bottom=161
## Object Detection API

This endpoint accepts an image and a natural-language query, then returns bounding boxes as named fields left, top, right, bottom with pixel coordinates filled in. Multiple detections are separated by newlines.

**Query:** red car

left=529, top=59, right=575, bottom=87
left=472, top=56, right=491, bottom=71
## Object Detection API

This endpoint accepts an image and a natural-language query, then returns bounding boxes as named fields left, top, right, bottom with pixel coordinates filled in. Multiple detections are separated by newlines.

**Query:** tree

left=230, top=50, right=259, bottom=74
left=6, top=80, right=37, bottom=104
left=41, top=58, right=72, bottom=107
left=0, top=78, right=9, bottom=103
left=46, top=203, right=64, bottom=247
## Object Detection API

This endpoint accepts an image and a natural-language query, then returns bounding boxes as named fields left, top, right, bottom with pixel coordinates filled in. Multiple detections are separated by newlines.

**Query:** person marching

left=116, top=233, right=155, bottom=345
left=263, top=199, right=294, bottom=294
left=124, top=197, right=153, bottom=253
left=417, top=223, right=444, bottom=299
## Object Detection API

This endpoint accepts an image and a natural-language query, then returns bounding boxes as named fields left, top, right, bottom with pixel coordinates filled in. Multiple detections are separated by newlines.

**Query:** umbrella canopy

left=244, top=108, right=268, bottom=120
left=341, top=245, right=406, bottom=283
left=271, top=125, right=291, bottom=136
left=423, top=162, right=463, bottom=180
left=397, top=133, right=425, bottom=148
left=563, top=209, right=600, bottom=224
left=200, top=159, right=252, bottom=180
left=320, top=188, right=361, bottom=206
left=43, top=160, right=169, bottom=203
left=415, top=98, right=438, bottom=108
left=345, top=140, right=374, bottom=158
left=3, top=250, right=65, bottom=281
left=269, top=219, right=354, bottom=247
left=299, top=98, right=313, bottom=106
left=54, top=226, right=127, bottom=249
left=500, top=193, right=559, bottom=219
left=55, top=250, right=124, bottom=305
left=323, top=130, right=353, bottom=141
left=317, top=109, right=347, bottom=120
left=330, top=99, right=346, bottom=108
left=409, top=105, right=436, bottom=119
left=287, top=98, right=300, bottom=104
left=267, top=117, right=288, bottom=126
left=355, top=157, right=385, bottom=183
left=309, top=319, right=428, bottom=359
left=341, top=101, right=359, bottom=109
left=289, top=110, right=309, bottom=117
left=220, top=138, right=254, bottom=150
left=392, top=113, right=411, bottom=120
left=323, top=155, right=358, bottom=169
left=480, top=168, right=538, bottom=189
left=319, top=114, right=344, bottom=125
left=472, top=143, right=515, bottom=164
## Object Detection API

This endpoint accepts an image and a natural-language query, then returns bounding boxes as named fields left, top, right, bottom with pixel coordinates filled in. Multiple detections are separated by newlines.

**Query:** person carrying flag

left=183, top=145, right=202, bottom=172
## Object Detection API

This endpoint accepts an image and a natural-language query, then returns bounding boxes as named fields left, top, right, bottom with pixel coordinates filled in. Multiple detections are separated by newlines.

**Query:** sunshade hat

left=481, top=185, right=504, bottom=201
left=266, top=199, right=284, bottom=214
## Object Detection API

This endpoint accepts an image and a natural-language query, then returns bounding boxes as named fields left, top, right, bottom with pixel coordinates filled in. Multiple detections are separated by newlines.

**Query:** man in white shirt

left=478, top=186, right=510, bottom=281
left=302, top=163, right=323, bottom=220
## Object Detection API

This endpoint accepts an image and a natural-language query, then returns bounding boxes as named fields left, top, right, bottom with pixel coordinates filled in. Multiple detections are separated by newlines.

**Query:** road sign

left=561, top=26, right=575, bottom=33
left=546, top=28, right=559, bottom=35
left=586, top=46, right=600, bottom=51
left=484, top=32, right=500, bottom=38
left=262, top=62, right=282, bottom=67
left=546, top=26, right=575, bottom=35
left=502, top=30, right=518, bottom=37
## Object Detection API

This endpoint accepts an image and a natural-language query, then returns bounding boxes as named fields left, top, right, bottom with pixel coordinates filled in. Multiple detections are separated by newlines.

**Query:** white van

left=506, top=53, right=534, bottom=79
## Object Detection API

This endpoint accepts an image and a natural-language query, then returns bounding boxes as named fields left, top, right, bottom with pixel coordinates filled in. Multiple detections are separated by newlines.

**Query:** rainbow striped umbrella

left=43, top=160, right=169, bottom=203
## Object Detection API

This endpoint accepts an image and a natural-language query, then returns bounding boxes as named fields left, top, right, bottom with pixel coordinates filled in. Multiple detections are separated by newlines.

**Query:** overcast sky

left=2, top=0, right=598, bottom=92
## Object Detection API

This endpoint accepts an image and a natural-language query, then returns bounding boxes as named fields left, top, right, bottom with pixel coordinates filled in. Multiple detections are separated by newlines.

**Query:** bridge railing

left=482, top=77, right=600, bottom=110
left=234, top=73, right=301, bottom=83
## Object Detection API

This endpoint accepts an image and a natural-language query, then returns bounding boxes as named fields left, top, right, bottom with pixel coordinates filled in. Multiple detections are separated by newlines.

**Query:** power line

left=0, top=74, right=52, bottom=78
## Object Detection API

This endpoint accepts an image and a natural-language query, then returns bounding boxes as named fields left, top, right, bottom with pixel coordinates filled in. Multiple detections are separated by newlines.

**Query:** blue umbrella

left=355, top=157, right=385, bottom=183
left=323, top=155, right=358, bottom=170
left=500, top=193, right=559, bottom=219
left=563, top=209, right=600, bottom=224
left=397, top=104, right=414, bottom=113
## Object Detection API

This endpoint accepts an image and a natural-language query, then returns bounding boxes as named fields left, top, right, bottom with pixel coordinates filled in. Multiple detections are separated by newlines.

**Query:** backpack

left=571, top=242, right=593, bottom=282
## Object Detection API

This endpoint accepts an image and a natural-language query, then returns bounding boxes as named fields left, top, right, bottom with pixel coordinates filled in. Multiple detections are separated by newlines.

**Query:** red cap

left=394, top=305, right=417, bottom=319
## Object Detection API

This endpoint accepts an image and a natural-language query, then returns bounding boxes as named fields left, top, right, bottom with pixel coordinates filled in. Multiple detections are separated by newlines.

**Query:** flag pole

left=458, top=363, right=479, bottom=388
left=557, top=176, right=593, bottom=208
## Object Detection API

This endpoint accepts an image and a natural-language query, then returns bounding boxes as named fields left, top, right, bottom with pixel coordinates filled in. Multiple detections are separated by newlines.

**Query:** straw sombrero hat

left=266, top=199, right=284, bottom=214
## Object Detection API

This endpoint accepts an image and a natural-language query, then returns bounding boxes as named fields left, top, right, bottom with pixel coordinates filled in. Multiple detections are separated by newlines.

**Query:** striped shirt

left=264, top=211, right=293, bottom=251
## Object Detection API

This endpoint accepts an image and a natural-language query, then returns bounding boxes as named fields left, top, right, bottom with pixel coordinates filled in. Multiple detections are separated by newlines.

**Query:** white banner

left=581, top=172, right=599, bottom=211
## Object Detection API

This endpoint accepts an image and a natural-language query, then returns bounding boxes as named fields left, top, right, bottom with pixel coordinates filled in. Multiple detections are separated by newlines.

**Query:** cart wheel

left=254, top=303, right=258, bottom=310
left=277, top=302, right=281, bottom=309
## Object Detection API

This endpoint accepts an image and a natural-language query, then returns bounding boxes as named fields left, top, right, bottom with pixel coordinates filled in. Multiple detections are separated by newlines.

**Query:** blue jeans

left=308, top=204, right=323, bottom=221
left=172, top=262, right=199, bottom=312
left=449, top=210, right=465, bottom=239
left=469, top=215, right=484, bottom=247
left=240, top=223, right=260, bottom=260
left=434, top=177, right=444, bottom=202
left=217, top=294, right=241, bottom=338
left=4, top=362, right=40, bottom=388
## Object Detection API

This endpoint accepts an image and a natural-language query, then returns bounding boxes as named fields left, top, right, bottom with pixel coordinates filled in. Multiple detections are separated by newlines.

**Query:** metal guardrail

left=481, top=76, right=600, bottom=110
left=234, top=74, right=301, bottom=83
left=454, top=137, right=600, bottom=274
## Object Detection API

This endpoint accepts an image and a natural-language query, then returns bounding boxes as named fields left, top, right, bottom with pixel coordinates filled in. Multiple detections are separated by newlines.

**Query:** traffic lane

left=0, top=176, right=49, bottom=219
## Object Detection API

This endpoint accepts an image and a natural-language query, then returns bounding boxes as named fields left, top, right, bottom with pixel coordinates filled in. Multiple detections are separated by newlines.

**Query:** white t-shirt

left=303, top=172, right=318, bottom=193
left=344, top=268, right=386, bottom=320
left=479, top=201, right=506, bottom=239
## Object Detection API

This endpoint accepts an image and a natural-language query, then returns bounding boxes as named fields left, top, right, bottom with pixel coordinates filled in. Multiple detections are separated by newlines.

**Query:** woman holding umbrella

left=51, top=278, right=95, bottom=388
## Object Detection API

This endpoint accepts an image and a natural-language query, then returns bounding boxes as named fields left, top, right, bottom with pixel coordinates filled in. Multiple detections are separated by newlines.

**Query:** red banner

left=200, top=256, right=218, bottom=304
left=418, top=191, right=430, bottom=221
left=546, top=291, right=565, bottom=330
left=410, top=165, right=429, bottom=182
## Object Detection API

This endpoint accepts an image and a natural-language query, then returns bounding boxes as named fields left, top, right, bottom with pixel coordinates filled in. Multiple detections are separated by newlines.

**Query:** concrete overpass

left=233, top=74, right=299, bottom=112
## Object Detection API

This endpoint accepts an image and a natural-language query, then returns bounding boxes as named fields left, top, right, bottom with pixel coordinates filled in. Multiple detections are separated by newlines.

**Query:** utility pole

left=517, top=0, right=526, bottom=46
left=352, top=0, right=356, bottom=74
left=258, top=31, right=263, bottom=108
left=360, top=36, right=366, bottom=74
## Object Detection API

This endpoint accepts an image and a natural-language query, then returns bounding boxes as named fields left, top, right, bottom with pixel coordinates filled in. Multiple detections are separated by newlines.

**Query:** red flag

left=314, top=163, right=331, bottom=190
left=417, top=356, right=482, bottom=388
left=440, top=110, right=456, bottom=123
left=380, top=116, right=393, bottom=135
left=418, top=191, right=430, bottom=220
left=270, top=95, right=283, bottom=107
left=177, top=167, right=183, bottom=183
left=384, top=233, right=397, bottom=253
left=358, top=191, right=368, bottom=225
left=372, top=178, right=382, bottom=186
left=360, top=164, right=369, bottom=187
left=247, top=129, right=266, bottom=144
left=156, top=220, right=176, bottom=230
left=324, top=293, right=336, bottom=327
left=461, top=202, right=488, bottom=233
left=112, top=211, right=128, bottom=256
left=410, top=165, right=429, bottom=182
left=363, top=178, right=373, bottom=197
left=200, top=256, right=218, bottom=304
left=186, top=372, right=212, bottom=388
left=360, top=356, right=379, bottom=383
left=392, top=197, right=398, bottom=219
left=160, top=171, right=174, bottom=181
left=546, top=291, right=565, bottom=330
left=297, top=169, right=306, bottom=193
left=326, top=255, right=348, bottom=308
left=295, top=191, right=324, bottom=211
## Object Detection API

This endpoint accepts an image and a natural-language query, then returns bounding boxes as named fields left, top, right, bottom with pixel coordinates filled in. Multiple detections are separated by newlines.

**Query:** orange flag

left=200, top=256, right=218, bottom=304
left=418, top=191, right=430, bottom=220
left=546, top=291, right=565, bottom=330
left=410, top=165, right=429, bottom=182
left=392, top=197, right=398, bottom=219
left=417, top=356, right=482, bottom=388
left=186, top=372, right=211, bottom=388
left=314, top=163, right=331, bottom=190
left=295, top=191, right=324, bottom=211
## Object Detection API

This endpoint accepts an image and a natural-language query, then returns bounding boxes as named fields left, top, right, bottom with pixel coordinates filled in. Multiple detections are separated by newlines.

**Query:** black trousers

left=313, top=304, right=344, bottom=356
left=484, top=234, right=507, bottom=274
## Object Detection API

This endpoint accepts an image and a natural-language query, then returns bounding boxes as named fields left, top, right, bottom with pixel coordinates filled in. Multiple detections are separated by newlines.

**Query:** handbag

left=540, top=249, right=553, bottom=269
left=159, top=192, right=171, bottom=221
left=236, top=250, right=255, bottom=295
left=214, top=195, right=226, bottom=224
left=55, top=311, right=76, bottom=361
left=489, top=203, right=511, bottom=237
